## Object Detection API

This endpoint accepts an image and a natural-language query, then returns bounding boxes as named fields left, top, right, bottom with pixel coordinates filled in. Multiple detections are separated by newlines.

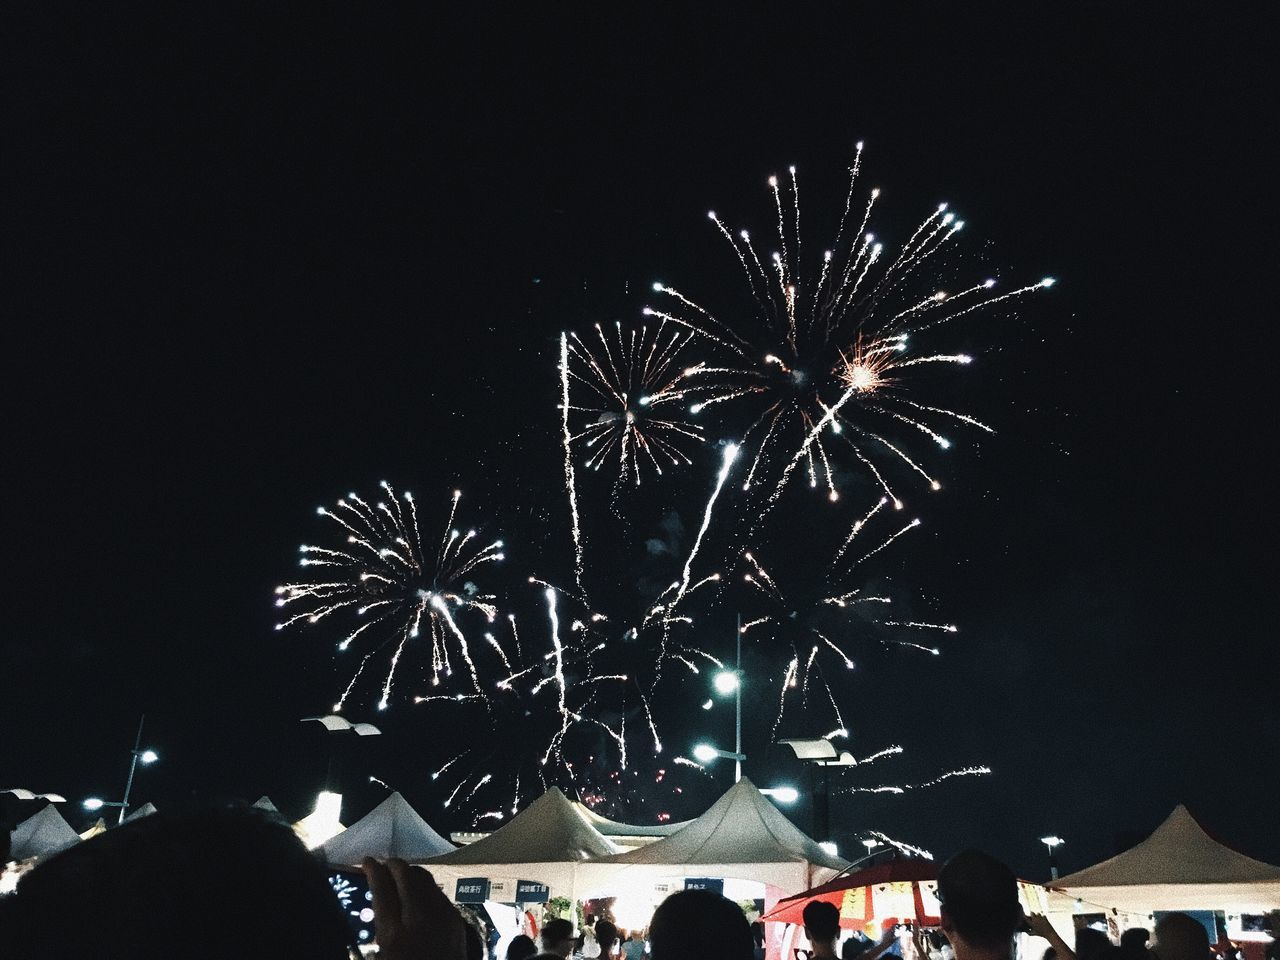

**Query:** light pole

left=778, top=735, right=856, bottom=846
left=710, top=615, right=744, bottom=782
left=82, top=715, right=161, bottom=824
left=1040, top=835, right=1064, bottom=880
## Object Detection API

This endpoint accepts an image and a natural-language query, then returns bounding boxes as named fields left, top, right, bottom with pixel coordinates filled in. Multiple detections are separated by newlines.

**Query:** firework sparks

left=565, top=321, right=706, bottom=488
left=741, top=496, right=956, bottom=738
left=649, top=147, right=1054, bottom=506
left=275, top=484, right=506, bottom=710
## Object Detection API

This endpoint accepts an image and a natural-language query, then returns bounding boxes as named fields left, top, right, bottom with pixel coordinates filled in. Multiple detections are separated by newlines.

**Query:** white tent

left=1052, top=805, right=1280, bottom=913
left=578, top=777, right=849, bottom=898
left=424, top=786, right=617, bottom=901
left=252, top=796, right=279, bottom=813
left=122, top=802, right=158, bottom=823
left=573, top=803, right=691, bottom=850
left=322, top=792, right=456, bottom=867
left=8, top=804, right=80, bottom=861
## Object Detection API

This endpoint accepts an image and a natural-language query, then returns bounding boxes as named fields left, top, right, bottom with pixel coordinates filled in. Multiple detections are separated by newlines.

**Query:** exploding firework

left=275, top=483, right=508, bottom=711
left=564, top=320, right=706, bottom=489
left=736, top=495, right=956, bottom=741
left=645, top=144, right=1055, bottom=507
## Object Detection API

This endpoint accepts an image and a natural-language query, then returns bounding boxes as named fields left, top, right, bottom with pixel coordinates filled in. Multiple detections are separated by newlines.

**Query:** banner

left=685, top=877, right=725, bottom=896
left=516, top=880, right=550, bottom=903
left=456, top=878, right=490, bottom=903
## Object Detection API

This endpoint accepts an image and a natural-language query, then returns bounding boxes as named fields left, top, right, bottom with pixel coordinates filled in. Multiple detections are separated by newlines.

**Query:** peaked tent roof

left=8, top=804, right=80, bottom=861
left=573, top=803, right=690, bottom=838
left=322, top=792, right=455, bottom=867
left=123, top=802, right=158, bottom=823
left=598, top=777, right=847, bottom=868
left=427, top=787, right=616, bottom=866
left=1052, top=805, right=1280, bottom=912
left=578, top=778, right=848, bottom=896
left=252, top=796, right=279, bottom=813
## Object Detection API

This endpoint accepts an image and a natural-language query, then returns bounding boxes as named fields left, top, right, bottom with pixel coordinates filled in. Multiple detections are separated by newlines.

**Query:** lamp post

left=711, top=615, right=744, bottom=782
left=301, top=714, right=382, bottom=791
left=777, top=735, right=855, bottom=846
left=81, top=716, right=161, bottom=824
left=1040, top=835, right=1064, bottom=880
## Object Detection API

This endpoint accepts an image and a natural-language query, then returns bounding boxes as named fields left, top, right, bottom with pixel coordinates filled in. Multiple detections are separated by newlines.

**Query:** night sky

left=4, top=7, right=1275, bottom=879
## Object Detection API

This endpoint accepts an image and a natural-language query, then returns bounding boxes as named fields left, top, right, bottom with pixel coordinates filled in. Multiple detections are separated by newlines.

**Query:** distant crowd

left=0, top=807, right=1275, bottom=960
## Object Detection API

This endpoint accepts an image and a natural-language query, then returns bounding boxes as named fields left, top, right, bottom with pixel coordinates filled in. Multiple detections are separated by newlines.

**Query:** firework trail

left=275, top=483, right=507, bottom=711
left=564, top=321, right=706, bottom=489
left=739, top=496, right=956, bottom=738
left=647, top=146, right=1054, bottom=506
left=560, top=334, right=586, bottom=593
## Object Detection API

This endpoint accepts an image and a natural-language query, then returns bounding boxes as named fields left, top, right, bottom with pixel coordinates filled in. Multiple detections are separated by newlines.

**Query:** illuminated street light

left=692, top=742, right=746, bottom=766
left=760, top=786, right=799, bottom=804
left=82, top=716, right=162, bottom=824
left=713, top=671, right=740, bottom=695
left=1040, top=835, right=1065, bottom=880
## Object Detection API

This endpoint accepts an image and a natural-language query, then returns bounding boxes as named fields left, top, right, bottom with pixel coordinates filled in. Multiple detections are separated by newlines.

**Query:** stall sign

left=684, top=877, right=725, bottom=896
left=488, top=878, right=518, bottom=902
left=516, top=880, right=550, bottom=903
left=456, top=878, right=491, bottom=903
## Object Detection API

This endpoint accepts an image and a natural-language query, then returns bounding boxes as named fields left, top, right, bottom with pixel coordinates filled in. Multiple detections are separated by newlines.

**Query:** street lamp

left=82, top=716, right=162, bottom=824
left=760, top=786, right=799, bottom=804
left=1040, top=835, right=1064, bottom=880
left=704, top=616, right=745, bottom=781
left=692, top=742, right=746, bottom=766
left=1, top=788, right=67, bottom=803
left=778, top=735, right=857, bottom=845
left=302, top=714, right=382, bottom=799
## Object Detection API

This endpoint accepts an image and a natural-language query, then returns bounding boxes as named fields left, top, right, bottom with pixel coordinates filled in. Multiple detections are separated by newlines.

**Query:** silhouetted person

left=804, top=901, right=842, bottom=959
left=649, top=889, right=754, bottom=960
left=597, top=920, right=620, bottom=957
left=1152, top=914, right=1212, bottom=960
left=1076, top=928, right=1116, bottom=960
left=509, top=934, right=539, bottom=960
left=937, top=850, right=1023, bottom=960
left=1119, top=928, right=1151, bottom=960
left=539, top=918, right=577, bottom=959
left=0, top=807, right=354, bottom=960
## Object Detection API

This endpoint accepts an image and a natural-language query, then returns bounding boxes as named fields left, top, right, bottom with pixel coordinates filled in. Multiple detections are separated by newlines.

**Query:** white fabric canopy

left=122, top=802, right=158, bottom=823
left=573, top=803, right=691, bottom=839
left=1052, top=805, right=1280, bottom=913
left=423, top=787, right=616, bottom=900
left=8, top=804, right=80, bottom=861
left=252, top=796, right=279, bottom=813
left=322, top=792, right=455, bottom=867
left=578, top=777, right=849, bottom=897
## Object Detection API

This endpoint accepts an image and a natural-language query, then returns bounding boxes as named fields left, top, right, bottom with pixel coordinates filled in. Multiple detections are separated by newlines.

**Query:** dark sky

left=3, top=7, right=1275, bottom=879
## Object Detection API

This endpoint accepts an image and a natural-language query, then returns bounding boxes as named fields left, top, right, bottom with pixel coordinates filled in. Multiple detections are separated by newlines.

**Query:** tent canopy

left=122, top=802, right=157, bottom=823
left=323, top=792, right=455, bottom=867
left=8, top=804, right=80, bottom=861
left=252, top=796, right=279, bottom=813
left=1052, top=805, right=1280, bottom=913
left=427, top=787, right=616, bottom=866
left=764, top=860, right=939, bottom=925
left=573, top=803, right=691, bottom=839
left=579, top=778, right=848, bottom=896
left=423, top=787, right=616, bottom=902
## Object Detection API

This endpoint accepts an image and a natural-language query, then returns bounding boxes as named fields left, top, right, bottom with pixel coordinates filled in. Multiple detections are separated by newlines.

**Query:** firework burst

left=646, top=144, right=1054, bottom=507
left=736, top=495, right=956, bottom=740
left=274, top=483, right=508, bottom=711
left=564, top=320, right=706, bottom=489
